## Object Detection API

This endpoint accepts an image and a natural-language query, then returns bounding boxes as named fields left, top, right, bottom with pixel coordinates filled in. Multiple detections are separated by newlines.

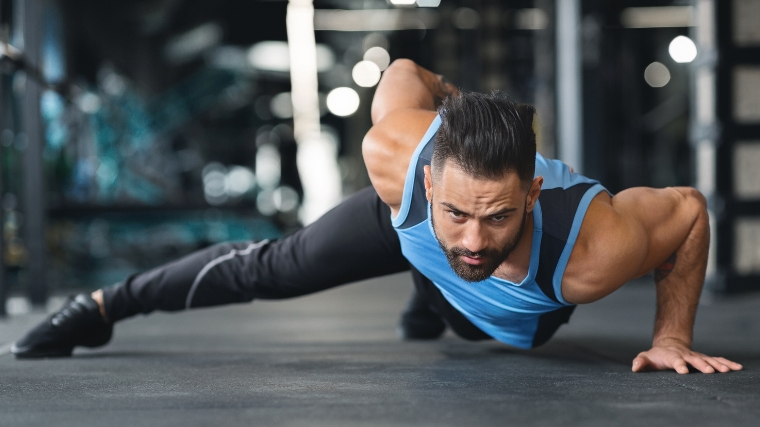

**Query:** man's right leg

left=408, top=266, right=491, bottom=341
left=12, top=187, right=410, bottom=357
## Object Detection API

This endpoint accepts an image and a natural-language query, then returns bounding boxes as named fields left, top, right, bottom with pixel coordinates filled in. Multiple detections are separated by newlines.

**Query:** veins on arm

left=654, top=252, right=677, bottom=282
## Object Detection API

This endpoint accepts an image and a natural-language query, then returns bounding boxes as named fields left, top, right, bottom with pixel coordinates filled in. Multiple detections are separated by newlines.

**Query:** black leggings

left=102, top=186, right=491, bottom=341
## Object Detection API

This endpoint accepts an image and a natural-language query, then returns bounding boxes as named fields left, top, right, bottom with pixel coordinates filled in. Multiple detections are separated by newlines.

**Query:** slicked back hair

left=432, top=91, right=536, bottom=191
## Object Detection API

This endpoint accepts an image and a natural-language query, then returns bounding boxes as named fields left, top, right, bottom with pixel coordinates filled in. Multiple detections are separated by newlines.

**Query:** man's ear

left=423, top=165, right=433, bottom=203
left=526, top=176, right=543, bottom=213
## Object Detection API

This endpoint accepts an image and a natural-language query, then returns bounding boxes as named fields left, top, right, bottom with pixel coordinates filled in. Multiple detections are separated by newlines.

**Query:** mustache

left=448, top=247, right=498, bottom=259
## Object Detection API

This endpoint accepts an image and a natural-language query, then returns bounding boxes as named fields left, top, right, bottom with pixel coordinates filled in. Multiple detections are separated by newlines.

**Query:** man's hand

left=632, top=338, right=742, bottom=374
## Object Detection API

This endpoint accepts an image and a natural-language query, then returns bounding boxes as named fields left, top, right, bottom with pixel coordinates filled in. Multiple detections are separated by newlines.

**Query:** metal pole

left=0, top=0, right=11, bottom=318
left=0, top=85, right=6, bottom=318
left=691, top=0, right=719, bottom=289
left=534, top=0, right=556, bottom=158
left=555, top=0, right=583, bottom=172
left=22, top=0, right=46, bottom=306
left=287, top=0, right=342, bottom=225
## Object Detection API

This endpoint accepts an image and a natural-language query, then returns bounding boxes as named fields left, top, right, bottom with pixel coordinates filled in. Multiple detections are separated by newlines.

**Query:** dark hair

left=432, top=91, right=536, bottom=190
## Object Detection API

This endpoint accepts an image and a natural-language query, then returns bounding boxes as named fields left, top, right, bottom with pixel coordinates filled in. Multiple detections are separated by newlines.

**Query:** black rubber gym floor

left=1, top=272, right=759, bottom=426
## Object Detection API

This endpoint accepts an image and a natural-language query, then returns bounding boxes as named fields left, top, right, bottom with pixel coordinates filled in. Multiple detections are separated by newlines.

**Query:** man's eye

left=491, top=216, right=506, bottom=222
left=448, top=211, right=463, bottom=219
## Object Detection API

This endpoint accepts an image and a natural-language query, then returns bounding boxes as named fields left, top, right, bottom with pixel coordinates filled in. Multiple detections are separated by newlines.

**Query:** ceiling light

left=669, top=36, right=698, bottom=63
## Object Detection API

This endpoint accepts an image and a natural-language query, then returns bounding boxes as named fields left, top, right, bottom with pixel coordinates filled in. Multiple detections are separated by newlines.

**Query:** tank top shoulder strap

left=393, top=116, right=440, bottom=229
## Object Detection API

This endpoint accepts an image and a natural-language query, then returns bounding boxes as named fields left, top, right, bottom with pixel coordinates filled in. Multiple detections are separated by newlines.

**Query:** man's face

left=425, top=161, right=540, bottom=282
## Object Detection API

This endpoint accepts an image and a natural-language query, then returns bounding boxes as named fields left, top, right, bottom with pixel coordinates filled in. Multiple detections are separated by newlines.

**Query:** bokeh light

left=363, top=47, right=391, bottom=71
left=326, top=87, right=360, bottom=117
left=669, top=36, right=698, bottom=63
left=352, top=60, right=382, bottom=87
left=226, top=166, right=256, bottom=197
left=269, top=92, right=293, bottom=119
left=452, top=7, right=480, bottom=29
left=273, top=186, right=299, bottom=213
left=362, top=33, right=389, bottom=52
left=644, top=62, right=671, bottom=88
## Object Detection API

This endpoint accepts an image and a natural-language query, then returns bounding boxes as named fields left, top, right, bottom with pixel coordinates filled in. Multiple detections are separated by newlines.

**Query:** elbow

left=385, top=58, right=418, bottom=76
left=677, top=187, right=708, bottom=226
left=377, top=59, right=419, bottom=90
left=673, top=187, right=707, bottom=209
left=683, top=187, right=707, bottom=212
left=371, top=59, right=418, bottom=124
left=683, top=187, right=706, bottom=206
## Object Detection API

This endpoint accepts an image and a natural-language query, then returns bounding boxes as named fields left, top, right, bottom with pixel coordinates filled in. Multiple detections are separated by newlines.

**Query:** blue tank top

left=393, top=115, right=607, bottom=349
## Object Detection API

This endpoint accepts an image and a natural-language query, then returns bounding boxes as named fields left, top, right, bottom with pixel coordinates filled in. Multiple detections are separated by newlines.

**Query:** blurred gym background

left=0, top=0, right=758, bottom=315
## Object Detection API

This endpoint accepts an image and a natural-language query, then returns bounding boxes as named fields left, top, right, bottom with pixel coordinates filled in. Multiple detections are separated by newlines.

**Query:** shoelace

left=50, top=299, right=88, bottom=327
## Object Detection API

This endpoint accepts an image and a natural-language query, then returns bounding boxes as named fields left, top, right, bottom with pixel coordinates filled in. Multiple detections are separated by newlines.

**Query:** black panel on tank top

left=533, top=183, right=596, bottom=302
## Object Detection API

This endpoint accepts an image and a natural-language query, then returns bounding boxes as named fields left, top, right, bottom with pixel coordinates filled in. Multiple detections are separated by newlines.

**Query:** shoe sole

left=11, top=344, right=74, bottom=359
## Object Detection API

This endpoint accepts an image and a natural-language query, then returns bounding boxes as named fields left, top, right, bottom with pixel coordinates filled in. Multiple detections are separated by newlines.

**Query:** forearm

left=651, top=199, right=709, bottom=348
left=371, top=59, right=458, bottom=124
left=621, top=188, right=739, bottom=374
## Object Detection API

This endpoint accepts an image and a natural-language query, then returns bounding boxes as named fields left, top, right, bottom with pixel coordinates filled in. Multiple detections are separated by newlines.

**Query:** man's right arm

left=363, top=60, right=457, bottom=213
left=371, top=59, right=458, bottom=124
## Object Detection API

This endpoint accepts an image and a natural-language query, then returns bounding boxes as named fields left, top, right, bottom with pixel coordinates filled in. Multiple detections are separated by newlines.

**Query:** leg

left=409, top=266, right=492, bottom=341
left=103, top=186, right=409, bottom=322
left=398, top=269, right=446, bottom=339
left=12, top=187, right=409, bottom=358
left=408, top=266, right=574, bottom=345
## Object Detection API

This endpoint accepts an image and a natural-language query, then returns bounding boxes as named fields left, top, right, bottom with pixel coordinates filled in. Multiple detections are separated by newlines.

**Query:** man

left=12, top=59, right=742, bottom=375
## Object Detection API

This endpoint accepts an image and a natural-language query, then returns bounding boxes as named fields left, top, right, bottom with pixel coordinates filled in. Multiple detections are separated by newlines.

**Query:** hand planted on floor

left=631, top=338, right=743, bottom=374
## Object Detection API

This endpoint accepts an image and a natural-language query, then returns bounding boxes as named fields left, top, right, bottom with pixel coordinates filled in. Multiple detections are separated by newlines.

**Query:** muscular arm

left=563, top=187, right=742, bottom=374
left=371, top=58, right=458, bottom=124
left=363, top=59, right=458, bottom=212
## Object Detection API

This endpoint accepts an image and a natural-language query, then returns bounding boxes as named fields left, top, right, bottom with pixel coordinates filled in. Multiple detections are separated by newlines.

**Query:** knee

left=450, top=324, right=493, bottom=342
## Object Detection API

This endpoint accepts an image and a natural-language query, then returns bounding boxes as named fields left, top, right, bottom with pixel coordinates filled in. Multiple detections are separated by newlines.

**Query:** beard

left=430, top=203, right=528, bottom=283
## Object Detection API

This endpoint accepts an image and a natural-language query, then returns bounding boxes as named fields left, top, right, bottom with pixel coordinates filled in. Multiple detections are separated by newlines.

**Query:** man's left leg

left=11, top=187, right=411, bottom=358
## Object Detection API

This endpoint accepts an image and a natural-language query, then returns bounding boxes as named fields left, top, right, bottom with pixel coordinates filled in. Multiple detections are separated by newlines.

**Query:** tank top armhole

left=551, top=183, right=607, bottom=305
left=391, top=115, right=442, bottom=228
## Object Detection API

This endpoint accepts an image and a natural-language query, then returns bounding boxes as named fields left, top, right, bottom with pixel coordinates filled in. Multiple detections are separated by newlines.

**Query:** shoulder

left=560, top=191, right=648, bottom=304
left=560, top=186, right=706, bottom=304
left=362, top=109, right=438, bottom=212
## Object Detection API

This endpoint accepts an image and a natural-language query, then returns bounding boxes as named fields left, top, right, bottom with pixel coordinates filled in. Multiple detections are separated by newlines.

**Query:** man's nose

left=461, top=222, right=488, bottom=254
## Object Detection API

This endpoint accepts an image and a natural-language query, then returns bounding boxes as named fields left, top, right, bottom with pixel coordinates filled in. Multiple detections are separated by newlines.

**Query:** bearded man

left=12, top=59, right=742, bottom=375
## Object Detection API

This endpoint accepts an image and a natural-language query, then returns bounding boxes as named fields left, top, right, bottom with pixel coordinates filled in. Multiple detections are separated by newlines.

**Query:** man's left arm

left=564, top=187, right=743, bottom=374
left=630, top=188, right=742, bottom=374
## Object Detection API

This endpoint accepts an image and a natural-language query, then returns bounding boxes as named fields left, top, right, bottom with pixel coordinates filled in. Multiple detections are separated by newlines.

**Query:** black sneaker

left=398, top=291, right=446, bottom=340
left=11, top=293, right=113, bottom=359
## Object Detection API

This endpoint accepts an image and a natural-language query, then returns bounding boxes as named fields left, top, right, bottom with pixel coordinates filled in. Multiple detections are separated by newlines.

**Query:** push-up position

left=13, top=59, right=741, bottom=374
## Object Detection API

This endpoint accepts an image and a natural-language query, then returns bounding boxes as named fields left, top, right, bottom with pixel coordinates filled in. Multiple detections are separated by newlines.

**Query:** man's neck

left=492, top=214, right=535, bottom=283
